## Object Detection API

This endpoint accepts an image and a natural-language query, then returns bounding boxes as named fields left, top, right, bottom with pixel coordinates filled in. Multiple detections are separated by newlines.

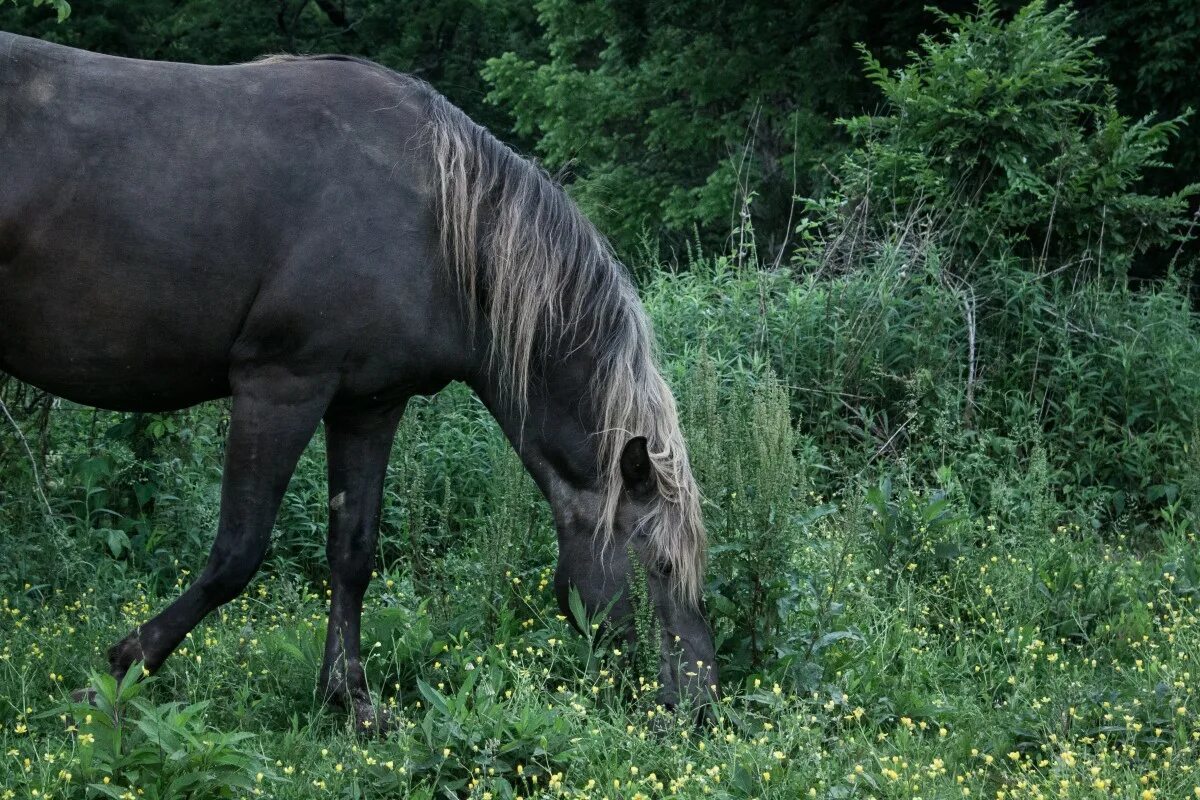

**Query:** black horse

left=0, top=33, right=716, bottom=727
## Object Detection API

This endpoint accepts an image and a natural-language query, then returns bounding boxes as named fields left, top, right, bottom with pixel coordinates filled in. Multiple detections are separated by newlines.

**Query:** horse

left=0, top=32, right=717, bottom=728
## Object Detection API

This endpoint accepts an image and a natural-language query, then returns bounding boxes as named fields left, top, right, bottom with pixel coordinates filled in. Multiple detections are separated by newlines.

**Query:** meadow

left=4, top=2, right=1200, bottom=798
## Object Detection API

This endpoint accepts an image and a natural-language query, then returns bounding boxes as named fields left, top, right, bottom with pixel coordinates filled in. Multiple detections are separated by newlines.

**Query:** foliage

left=4, top=0, right=68, bottom=22
left=5, top=426, right=1200, bottom=798
left=5, top=247, right=1200, bottom=797
left=58, top=666, right=269, bottom=799
left=1081, top=0, right=1200, bottom=250
left=5, top=0, right=1196, bottom=274
left=684, top=358, right=838, bottom=677
left=650, top=234, right=1200, bottom=532
left=832, top=0, right=1196, bottom=282
left=483, top=1, right=956, bottom=256
left=4, top=2, right=1200, bottom=798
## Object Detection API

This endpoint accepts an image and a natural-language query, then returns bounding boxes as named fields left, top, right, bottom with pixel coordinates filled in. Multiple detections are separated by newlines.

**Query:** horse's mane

left=424, top=92, right=706, bottom=608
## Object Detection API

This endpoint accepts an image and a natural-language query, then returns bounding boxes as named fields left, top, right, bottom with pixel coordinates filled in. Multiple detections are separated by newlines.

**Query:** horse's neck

left=472, top=344, right=604, bottom=506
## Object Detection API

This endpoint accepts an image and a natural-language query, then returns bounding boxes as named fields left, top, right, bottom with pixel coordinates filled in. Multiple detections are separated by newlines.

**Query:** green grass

left=3, top=502, right=1200, bottom=798
left=4, top=244, right=1200, bottom=798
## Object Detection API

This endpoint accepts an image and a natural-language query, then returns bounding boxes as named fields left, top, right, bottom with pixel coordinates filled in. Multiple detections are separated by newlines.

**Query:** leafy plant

left=832, top=0, right=1197, bottom=281
left=5, top=0, right=69, bottom=21
left=864, top=475, right=964, bottom=577
left=61, top=666, right=272, bottom=799
left=483, top=1, right=963, bottom=256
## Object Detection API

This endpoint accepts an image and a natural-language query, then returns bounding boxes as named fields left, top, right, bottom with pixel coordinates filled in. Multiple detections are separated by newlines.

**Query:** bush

left=63, top=667, right=271, bottom=799
left=646, top=236, right=1200, bottom=532
left=830, top=0, right=1196, bottom=281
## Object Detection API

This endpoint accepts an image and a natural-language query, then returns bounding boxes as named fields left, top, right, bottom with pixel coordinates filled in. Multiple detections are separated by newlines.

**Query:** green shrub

left=831, top=0, right=1196, bottom=281
left=62, top=667, right=271, bottom=799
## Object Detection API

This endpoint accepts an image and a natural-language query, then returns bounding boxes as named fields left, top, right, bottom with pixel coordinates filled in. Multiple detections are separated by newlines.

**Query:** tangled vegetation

left=2, top=2, right=1200, bottom=798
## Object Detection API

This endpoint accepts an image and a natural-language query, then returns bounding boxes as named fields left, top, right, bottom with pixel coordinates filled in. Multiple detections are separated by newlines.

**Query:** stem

left=0, top=395, right=58, bottom=531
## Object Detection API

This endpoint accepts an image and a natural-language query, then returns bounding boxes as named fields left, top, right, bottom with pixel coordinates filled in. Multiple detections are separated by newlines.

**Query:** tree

left=1077, top=0, right=1200, bottom=280
left=483, top=0, right=982, bottom=258
left=828, top=1, right=1196, bottom=281
left=3, top=0, right=69, bottom=21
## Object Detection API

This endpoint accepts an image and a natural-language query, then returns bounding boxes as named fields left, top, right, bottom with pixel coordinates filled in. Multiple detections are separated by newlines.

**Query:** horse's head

left=549, top=432, right=719, bottom=717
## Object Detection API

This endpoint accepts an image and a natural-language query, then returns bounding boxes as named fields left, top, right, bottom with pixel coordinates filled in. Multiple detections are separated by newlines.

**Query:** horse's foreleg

left=107, top=372, right=332, bottom=681
left=318, top=402, right=404, bottom=733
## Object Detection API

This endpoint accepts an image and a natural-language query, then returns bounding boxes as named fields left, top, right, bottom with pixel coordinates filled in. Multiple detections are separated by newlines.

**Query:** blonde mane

left=426, top=93, right=706, bottom=607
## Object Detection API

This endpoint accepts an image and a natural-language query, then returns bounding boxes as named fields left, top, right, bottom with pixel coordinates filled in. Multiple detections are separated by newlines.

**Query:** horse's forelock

left=426, top=93, right=706, bottom=607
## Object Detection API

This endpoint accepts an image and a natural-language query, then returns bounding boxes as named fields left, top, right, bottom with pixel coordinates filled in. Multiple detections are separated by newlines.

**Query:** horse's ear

left=620, top=436, right=655, bottom=497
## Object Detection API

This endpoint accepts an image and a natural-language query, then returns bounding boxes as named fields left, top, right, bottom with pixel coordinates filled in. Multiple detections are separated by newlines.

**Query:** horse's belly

left=0, top=338, right=234, bottom=413
left=1, top=352, right=232, bottom=412
left=0, top=270, right=241, bottom=412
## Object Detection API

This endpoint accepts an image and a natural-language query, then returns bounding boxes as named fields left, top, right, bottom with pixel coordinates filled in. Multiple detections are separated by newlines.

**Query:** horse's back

left=0, top=34, right=448, bottom=412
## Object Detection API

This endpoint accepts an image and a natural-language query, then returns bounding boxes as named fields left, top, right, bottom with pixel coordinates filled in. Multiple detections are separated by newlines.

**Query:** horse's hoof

left=353, top=701, right=396, bottom=737
left=107, top=636, right=146, bottom=677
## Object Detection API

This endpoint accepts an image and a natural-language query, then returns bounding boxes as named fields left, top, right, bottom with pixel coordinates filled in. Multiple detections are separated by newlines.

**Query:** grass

left=3, top=487, right=1200, bottom=798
